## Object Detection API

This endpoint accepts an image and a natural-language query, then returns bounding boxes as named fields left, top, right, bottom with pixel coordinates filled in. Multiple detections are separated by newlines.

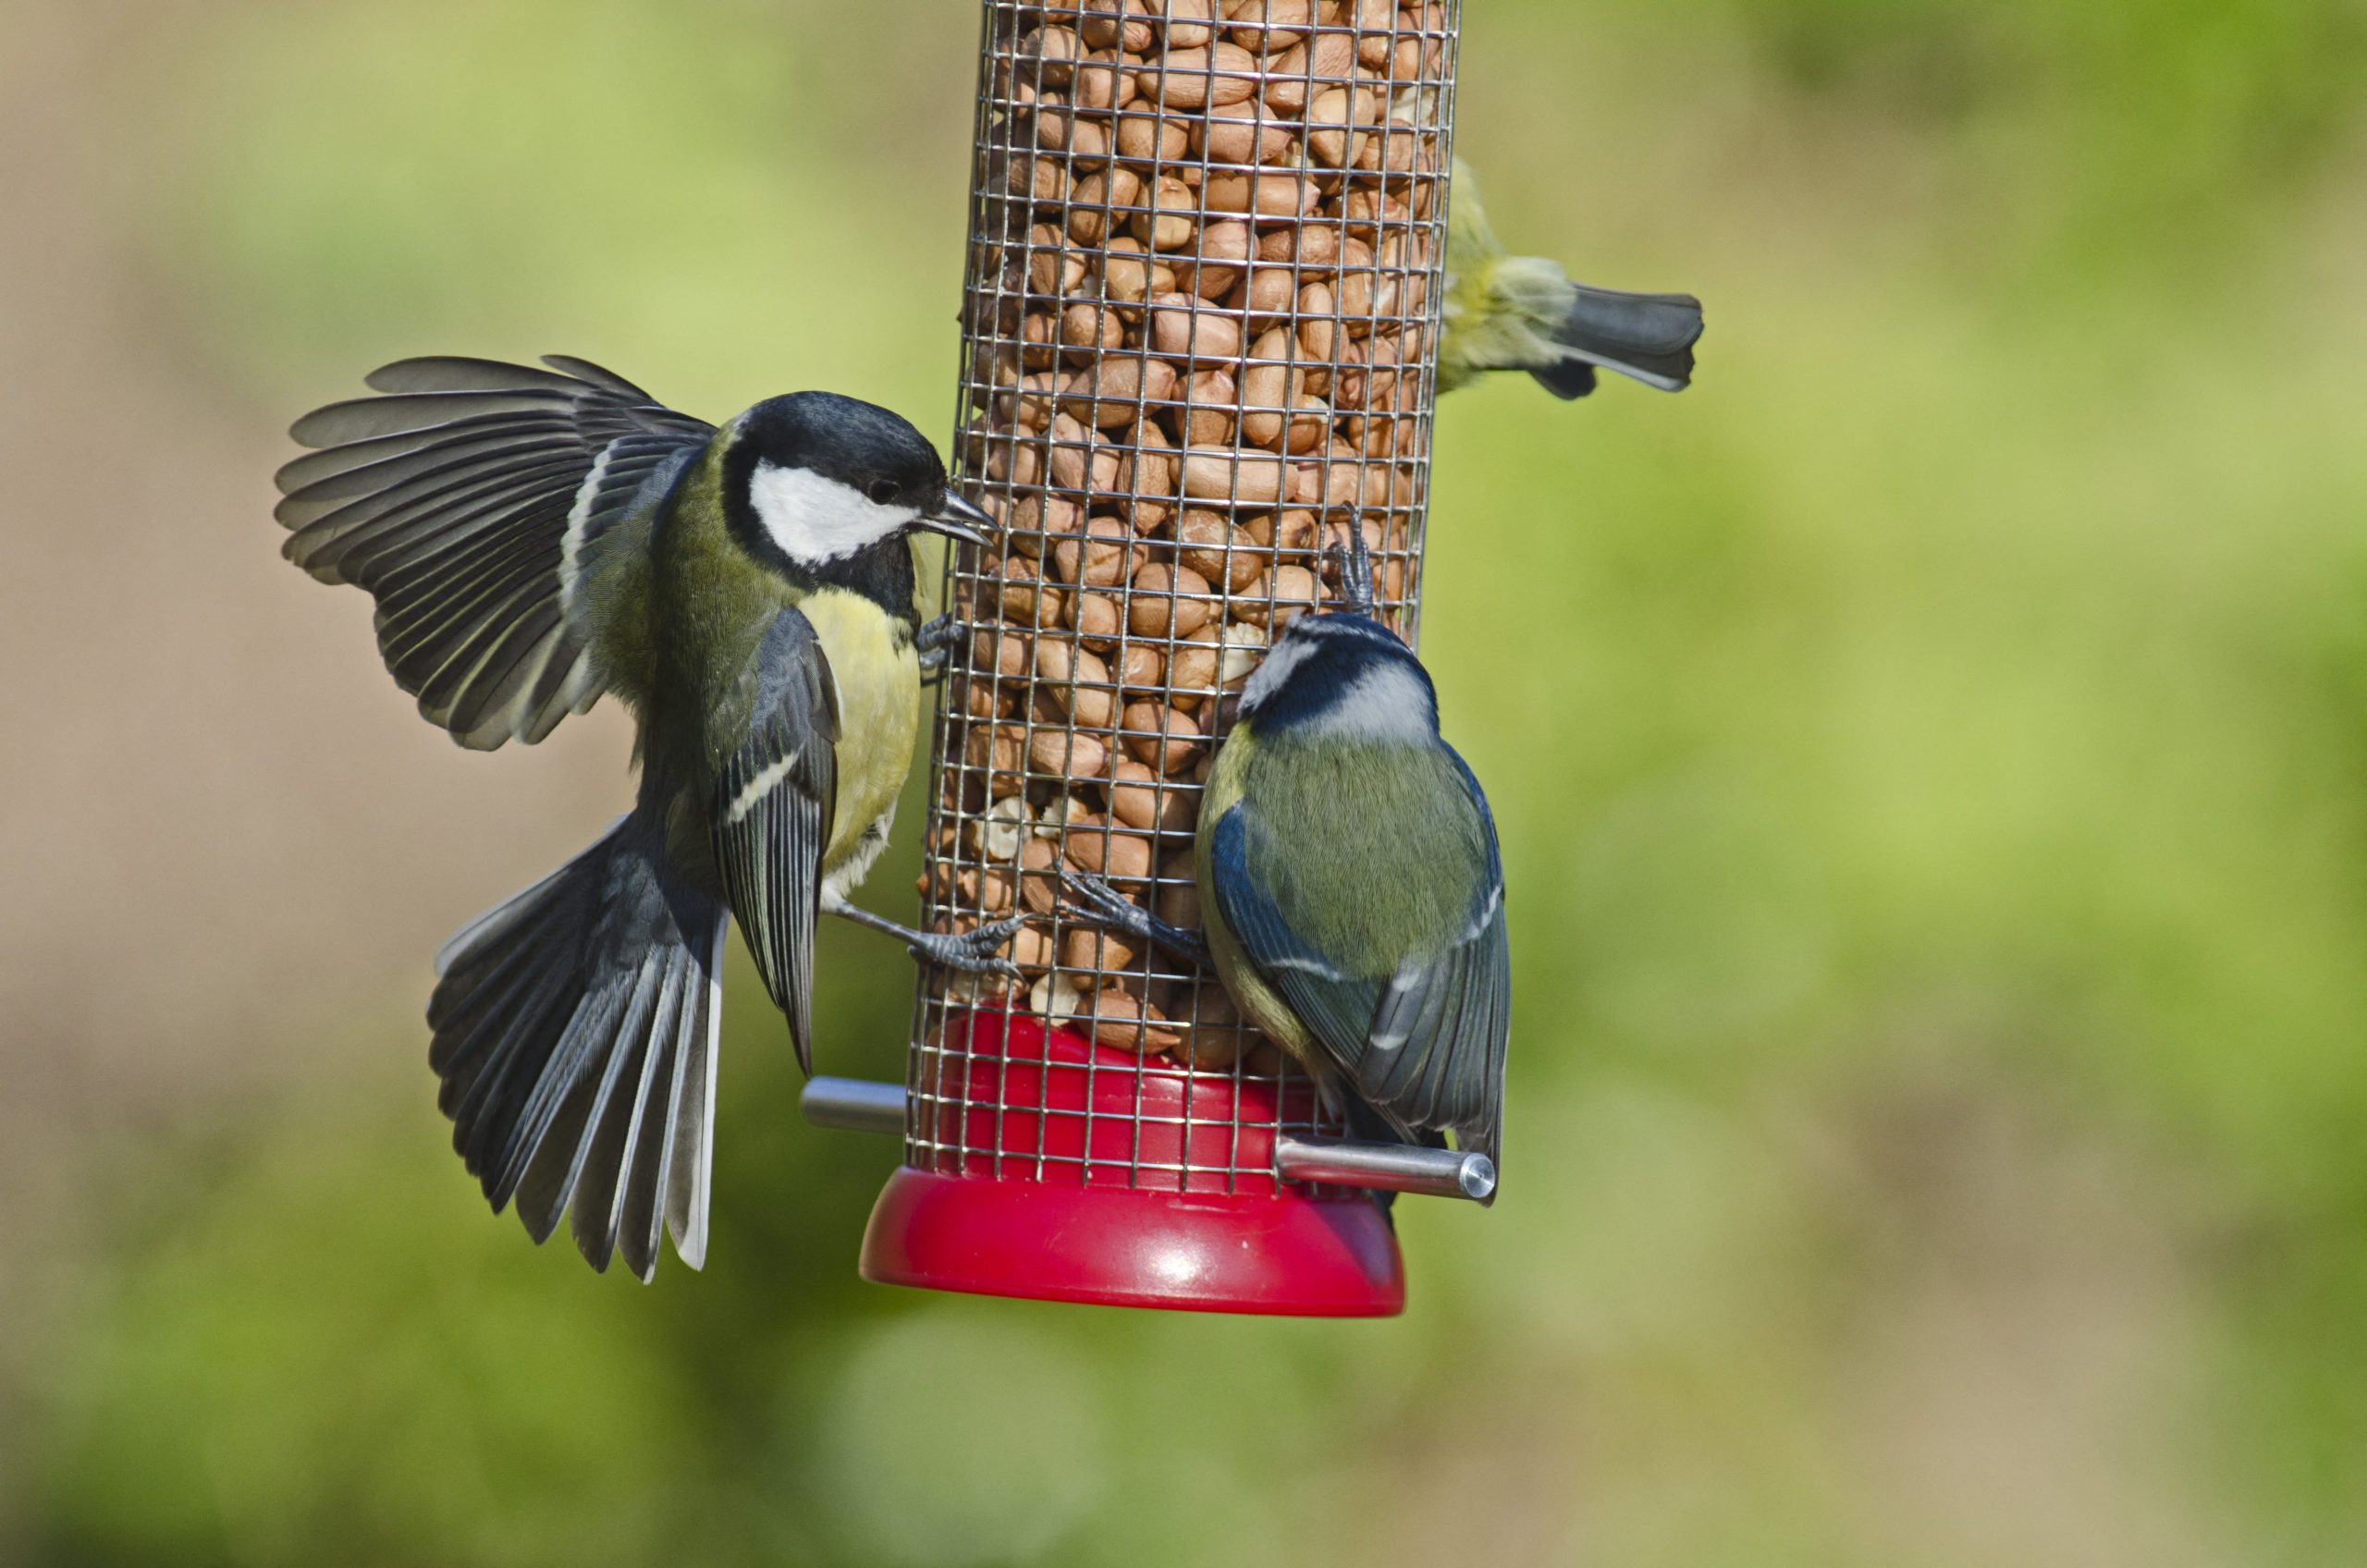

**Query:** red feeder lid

left=859, top=1006, right=1404, bottom=1316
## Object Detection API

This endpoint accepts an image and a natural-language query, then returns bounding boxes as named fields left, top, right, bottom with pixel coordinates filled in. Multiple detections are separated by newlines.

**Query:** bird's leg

left=1327, top=509, right=1379, bottom=619
left=914, top=613, right=968, bottom=683
left=1057, top=868, right=1214, bottom=971
left=824, top=893, right=1025, bottom=977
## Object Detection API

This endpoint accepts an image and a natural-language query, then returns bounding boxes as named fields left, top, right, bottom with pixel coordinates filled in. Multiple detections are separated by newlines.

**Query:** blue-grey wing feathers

left=275, top=355, right=711, bottom=749
left=1363, top=890, right=1508, bottom=1170
left=711, top=611, right=841, bottom=1074
left=1209, top=776, right=1510, bottom=1170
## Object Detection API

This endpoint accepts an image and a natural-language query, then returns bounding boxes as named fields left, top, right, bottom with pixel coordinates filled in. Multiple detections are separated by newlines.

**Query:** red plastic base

left=860, top=1167, right=1404, bottom=1315
left=858, top=1007, right=1404, bottom=1316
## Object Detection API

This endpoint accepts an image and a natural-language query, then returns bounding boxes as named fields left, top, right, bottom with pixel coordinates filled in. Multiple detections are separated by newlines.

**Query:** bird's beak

left=914, top=491, right=996, bottom=545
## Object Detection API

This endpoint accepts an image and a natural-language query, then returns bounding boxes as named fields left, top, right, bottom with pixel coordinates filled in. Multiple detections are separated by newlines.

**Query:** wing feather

left=711, top=610, right=840, bottom=1073
left=276, top=415, right=576, bottom=503
left=286, top=456, right=585, bottom=576
left=366, top=356, right=600, bottom=395
left=276, top=355, right=714, bottom=749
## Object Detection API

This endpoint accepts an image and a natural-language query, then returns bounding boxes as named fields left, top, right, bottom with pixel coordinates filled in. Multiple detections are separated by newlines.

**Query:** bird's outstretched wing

left=1208, top=750, right=1508, bottom=1166
left=711, top=610, right=841, bottom=1073
left=275, top=354, right=713, bottom=749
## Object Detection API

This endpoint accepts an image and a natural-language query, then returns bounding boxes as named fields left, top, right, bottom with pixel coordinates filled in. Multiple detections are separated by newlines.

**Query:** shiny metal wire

left=909, top=0, right=1462, bottom=1196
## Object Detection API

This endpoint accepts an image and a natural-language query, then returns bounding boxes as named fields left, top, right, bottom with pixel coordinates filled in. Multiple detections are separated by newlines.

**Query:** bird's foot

left=916, top=613, right=969, bottom=681
left=828, top=897, right=1026, bottom=978
left=1057, top=868, right=1213, bottom=970
left=1325, top=516, right=1378, bottom=619
left=909, top=914, right=1029, bottom=978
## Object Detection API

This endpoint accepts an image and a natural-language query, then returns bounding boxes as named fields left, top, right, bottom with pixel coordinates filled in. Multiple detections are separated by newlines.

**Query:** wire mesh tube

left=907, top=0, right=1461, bottom=1200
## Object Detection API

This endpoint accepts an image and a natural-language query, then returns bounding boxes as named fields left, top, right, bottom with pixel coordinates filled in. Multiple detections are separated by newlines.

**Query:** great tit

left=1062, top=530, right=1509, bottom=1181
left=275, top=355, right=1015, bottom=1279
left=1441, top=155, right=1705, bottom=400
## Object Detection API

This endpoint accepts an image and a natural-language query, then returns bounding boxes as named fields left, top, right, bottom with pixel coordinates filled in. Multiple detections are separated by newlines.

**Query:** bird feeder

left=805, top=0, right=1482, bottom=1315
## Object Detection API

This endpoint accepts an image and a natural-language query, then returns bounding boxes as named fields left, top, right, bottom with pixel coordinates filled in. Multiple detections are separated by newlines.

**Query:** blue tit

left=276, top=355, right=1017, bottom=1279
left=1441, top=156, right=1705, bottom=400
left=1063, top=535, right=1509, bottom=1179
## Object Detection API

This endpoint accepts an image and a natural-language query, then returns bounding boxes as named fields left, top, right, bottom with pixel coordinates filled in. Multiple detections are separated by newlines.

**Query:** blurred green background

left=4, top=0, right=2364, bottom=1562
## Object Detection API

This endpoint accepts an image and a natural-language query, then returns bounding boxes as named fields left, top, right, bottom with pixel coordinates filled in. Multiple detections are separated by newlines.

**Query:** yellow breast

left=796, top=589, right=920, bottom=874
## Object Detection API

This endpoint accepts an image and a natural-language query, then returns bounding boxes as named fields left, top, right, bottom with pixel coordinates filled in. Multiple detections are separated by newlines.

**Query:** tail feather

left=427, top=811, right=726, bottom=1280
left=569, top=946, right=706, bottom=1278
left=448, top=967, right=579, bottom=1173
left=509, top=966, right=653, bottom=1250
left=1535, top=284, right=1705, bottom=398
left=506, top=962, right=655, bottom=1244
left=660, top=935, right=722, bottom=1269
left=491, top=978, right=635, bottom=1216
left=1527, top=360, right=1600, bottom=401
left=558, top=963, right=664, bottom=1270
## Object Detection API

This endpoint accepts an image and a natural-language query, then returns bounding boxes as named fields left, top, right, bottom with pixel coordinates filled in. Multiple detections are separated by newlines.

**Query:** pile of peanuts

left=920, top=0, right=1453, bottom=1068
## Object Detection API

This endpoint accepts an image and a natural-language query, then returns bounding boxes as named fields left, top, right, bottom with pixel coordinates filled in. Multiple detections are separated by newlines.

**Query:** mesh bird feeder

left=803, top=0, right=1481, bottom=1315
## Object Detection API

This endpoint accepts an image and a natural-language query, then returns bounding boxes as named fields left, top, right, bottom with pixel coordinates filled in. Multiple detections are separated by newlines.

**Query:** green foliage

left=21, top=0, right=2367, bottom=1562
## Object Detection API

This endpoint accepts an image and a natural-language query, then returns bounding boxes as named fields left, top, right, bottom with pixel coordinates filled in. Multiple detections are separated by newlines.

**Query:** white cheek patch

left=1239, top=633, right=1317, bottom=710
left=748, top=461, right=919, bottom=564
left=1320, top=664, right=1436, bottom=743
left=1241, top=616, right=1441, bottom=748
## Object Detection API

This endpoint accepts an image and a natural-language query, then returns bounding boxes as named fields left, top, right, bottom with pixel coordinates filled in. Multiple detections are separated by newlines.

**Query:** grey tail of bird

left=1532, top=284, right=1705, bottom=400
left=427, top=808, right=728, bottom=1280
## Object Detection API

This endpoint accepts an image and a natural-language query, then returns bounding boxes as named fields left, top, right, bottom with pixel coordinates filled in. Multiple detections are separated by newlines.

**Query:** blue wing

left=1208, top=741, right=1508, bottom=1167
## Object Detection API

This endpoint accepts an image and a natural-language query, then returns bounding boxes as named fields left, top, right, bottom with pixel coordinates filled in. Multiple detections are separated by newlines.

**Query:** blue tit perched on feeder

left=1441, top=156, right=1705, bottom=400
left=276, top=355, right=1018, bottom=1278
left=1064, top=530, right=1510, bottom=1182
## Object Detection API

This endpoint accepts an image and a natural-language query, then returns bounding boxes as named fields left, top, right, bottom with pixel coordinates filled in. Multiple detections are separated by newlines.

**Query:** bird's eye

left=867, top=480, right=899, bottom=505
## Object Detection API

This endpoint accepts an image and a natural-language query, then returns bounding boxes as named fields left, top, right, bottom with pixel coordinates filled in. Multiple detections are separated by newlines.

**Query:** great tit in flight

left=1063, top=529, right=1510, bottom=1182
left=276, top=355, right=1013, bottom=1278
left=1441, top=156, right=1705, bottom=401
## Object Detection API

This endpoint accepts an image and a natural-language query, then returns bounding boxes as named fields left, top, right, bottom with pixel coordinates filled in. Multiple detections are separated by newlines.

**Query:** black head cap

left=734, top=391, right=949, bottom=511
left=720, top=391, right=996, bottom=614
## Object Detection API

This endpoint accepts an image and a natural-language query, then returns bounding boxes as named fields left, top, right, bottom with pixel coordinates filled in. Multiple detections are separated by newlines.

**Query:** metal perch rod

left=805, top=1077, right=1494, bottom=1201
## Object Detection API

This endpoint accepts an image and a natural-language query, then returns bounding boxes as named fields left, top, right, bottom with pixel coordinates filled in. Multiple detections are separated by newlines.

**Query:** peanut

left=1153, top=0, right=1217, bottom=50
left=1170, top=508, right=1263, bottom=590
left=1141, top=43, right=1261, bottom=109
left=1085, top=986, right=1183, bottom=1053
left=1194, top=101, right=1295, bottom=166
left=1036, top=638, right=1118, bottom=729
left=1146, top=292, right=1245, bottom=362
left=1049, top=515, right=1144, bottom=587
left=1106, top=758, right=1196, bottom=833
left=1122, top=698, right=1206, bottom=773
left=1063, top=924, right=1143, bottom=974
left=1081, top=0, right=1151, bottom=50
left=1234, top=562, right=1320, bottom=627
left=1226, top=0, right=1315, bottom=55
left=1180, top=446, right=1287, bottom=505
left=1127, top=561, right=1215, bottom=639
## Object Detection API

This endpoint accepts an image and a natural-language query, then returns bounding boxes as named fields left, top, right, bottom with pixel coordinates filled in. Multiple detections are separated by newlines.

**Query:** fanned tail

left=428, top=810, right=727, bottom=1280
left=1531, top=283, right=1705, bottom=399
